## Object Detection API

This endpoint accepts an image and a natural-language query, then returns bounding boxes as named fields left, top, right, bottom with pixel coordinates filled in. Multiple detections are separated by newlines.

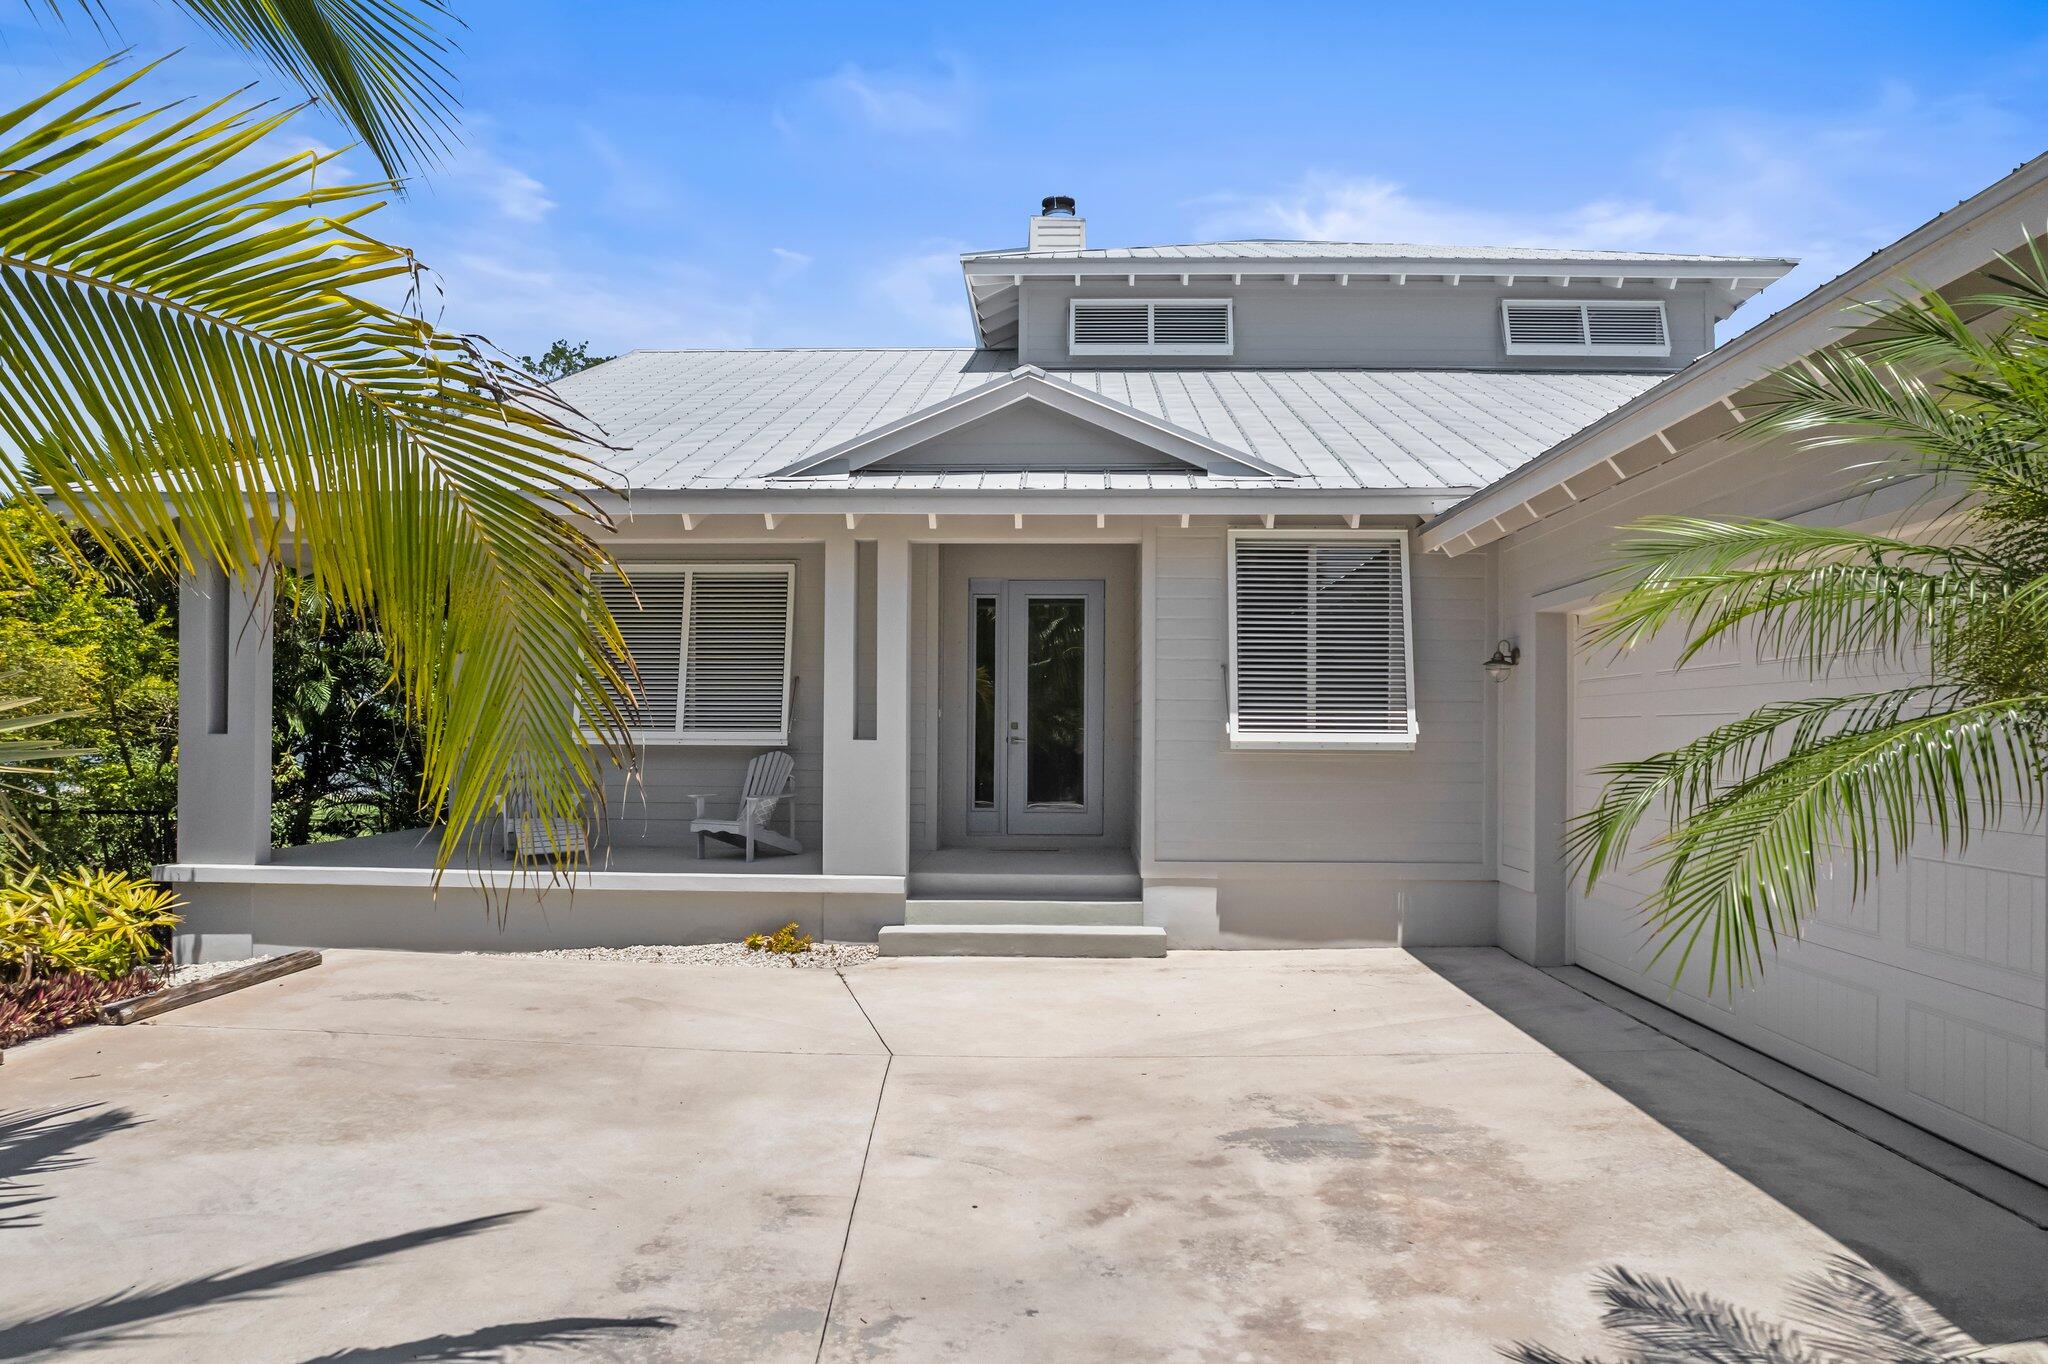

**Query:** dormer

left=960, top=203, right=1795, bottom=373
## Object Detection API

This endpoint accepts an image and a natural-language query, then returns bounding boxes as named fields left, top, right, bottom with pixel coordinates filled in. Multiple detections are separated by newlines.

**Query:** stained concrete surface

left=3, top=947, right=2045, bottom=1361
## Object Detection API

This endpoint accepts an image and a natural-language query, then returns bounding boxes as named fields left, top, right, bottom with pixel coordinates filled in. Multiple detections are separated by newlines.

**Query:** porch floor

left=270, top=829, right=824, bottom=876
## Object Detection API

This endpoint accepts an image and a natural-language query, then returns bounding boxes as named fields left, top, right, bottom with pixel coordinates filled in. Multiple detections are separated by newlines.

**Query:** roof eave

left=1418, top=151, right=2048, bottom=557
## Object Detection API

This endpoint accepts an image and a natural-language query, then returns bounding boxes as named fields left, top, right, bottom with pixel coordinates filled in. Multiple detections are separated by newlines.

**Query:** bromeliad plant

left=0, top=867, right=181, bottom=984
left=1569, top=251, right=2048, bottom=989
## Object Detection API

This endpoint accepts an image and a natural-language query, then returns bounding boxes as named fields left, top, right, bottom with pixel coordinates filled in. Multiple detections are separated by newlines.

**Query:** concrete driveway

left=4, top=948, right=2045, bottom=1362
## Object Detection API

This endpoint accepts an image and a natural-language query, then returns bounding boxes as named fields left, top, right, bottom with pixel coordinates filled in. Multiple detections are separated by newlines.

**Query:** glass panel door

left=964, top=578, right=1104, bottom=837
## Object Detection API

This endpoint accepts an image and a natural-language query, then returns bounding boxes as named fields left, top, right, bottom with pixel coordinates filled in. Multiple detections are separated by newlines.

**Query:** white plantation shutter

left=596, top=564, right=793, bottom=743
left=1502, top=299, right=1669, bottom=356
left=1228, top=532, right=1416, bottom=749
left=1070, top=299, right=1233, bottom=355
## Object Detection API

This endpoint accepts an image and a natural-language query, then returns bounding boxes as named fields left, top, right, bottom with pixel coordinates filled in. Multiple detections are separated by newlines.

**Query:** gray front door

left=965, top=578, right=1105, bottom=837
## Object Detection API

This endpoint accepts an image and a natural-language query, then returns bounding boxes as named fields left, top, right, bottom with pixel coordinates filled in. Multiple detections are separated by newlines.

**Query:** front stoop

left=879, top=920, right=1166, bottom=958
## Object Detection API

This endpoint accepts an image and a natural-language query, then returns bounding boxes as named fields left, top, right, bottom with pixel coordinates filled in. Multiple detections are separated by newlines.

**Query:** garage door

left=1568, top=614, right=2048, bottom=1183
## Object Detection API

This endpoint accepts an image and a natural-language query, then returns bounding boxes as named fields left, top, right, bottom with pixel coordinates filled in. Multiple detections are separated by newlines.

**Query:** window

left=1227, top=531, right=1416, bottom=750
left=1070, top=299, right=1232, bottom=356
left=593, top=563, right=794, bottom=744
left=1501, top=299, right=1669, bottom=357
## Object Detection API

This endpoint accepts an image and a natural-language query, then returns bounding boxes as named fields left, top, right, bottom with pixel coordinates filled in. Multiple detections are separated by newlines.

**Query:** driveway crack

left=817, top=978, right=891, bottom=1364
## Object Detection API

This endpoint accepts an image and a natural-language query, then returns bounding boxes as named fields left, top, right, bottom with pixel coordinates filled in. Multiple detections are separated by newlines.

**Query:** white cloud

left=865, top=243, right=972, bottom=340
left=771, top=247, right=814, bottom=283
left=804, top=61, right=976, bottom=137
left=1198, top=82, right=2037, bottom=335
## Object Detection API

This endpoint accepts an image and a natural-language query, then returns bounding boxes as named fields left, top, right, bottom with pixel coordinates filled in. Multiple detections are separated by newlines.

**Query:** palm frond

left=1566, top=686, right=1955, bottom=892
left=34, top=0, right=460, bottom=178
left=0, top=700, right=90, bottom=870
left=0, top=58, right=633, bottom=876
left=1635, top=698, right=2046, bottom=987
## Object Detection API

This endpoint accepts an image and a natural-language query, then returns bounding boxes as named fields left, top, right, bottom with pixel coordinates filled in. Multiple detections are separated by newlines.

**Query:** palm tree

left=0, top=56, right=633, bottom=872
left=1568, top=254, right=2048, bottom=988
left=0, top=702, right=85, bottom=869
left=34, top=0, right=460, bottom=179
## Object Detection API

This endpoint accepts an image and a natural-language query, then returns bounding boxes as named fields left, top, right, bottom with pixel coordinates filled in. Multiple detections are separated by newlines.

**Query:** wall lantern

left=1482, top=639, right=1521, bottom=683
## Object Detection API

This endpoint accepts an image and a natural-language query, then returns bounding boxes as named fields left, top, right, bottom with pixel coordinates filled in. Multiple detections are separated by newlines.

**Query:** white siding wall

left=598, top=543, right=825, bottom=852
left=1490, top=427, right=2048, bottom=1182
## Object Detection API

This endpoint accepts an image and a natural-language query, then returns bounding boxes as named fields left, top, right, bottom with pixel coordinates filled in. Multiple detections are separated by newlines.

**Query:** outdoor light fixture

left=1482, top=639, right=1521, bottom=682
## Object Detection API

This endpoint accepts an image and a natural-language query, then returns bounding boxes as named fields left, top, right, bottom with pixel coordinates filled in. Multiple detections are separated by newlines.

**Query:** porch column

left=822, top=528, right=911, bottom=876
left=176, top=563, right=273, bottom=865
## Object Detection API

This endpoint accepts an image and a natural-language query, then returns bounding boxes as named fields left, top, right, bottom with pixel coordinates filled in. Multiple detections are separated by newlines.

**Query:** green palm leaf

left=0, top=698, right=90, bottom=869
left=1575, top=241, right=2048, bottom=991
left=33, top=0, right=459, bottom=178
left=0, top=58, right=633, bottom=875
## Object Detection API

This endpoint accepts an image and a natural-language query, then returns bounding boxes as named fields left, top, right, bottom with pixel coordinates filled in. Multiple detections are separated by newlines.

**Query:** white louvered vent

left=595, top=563, right=794, bottom=744
left=1070, top=299, right=1233, bottom=355
left=1227, top=532, right=1416, bottom=750
left=1587, top=302, right=1670, bottom=348
left=1503, top=299, right=1669, bottom=357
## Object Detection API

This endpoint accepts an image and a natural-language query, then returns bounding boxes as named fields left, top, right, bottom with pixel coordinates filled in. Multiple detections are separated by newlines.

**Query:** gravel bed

left=151, top=957, right=267, bottom=990
left=466, top=942, right=878, bottom=970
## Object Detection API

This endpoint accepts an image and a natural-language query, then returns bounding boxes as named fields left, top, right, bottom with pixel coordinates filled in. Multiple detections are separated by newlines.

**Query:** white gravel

left=151, top=957, right=266, bottom=989
left=464, top=941, right=878, bottom=970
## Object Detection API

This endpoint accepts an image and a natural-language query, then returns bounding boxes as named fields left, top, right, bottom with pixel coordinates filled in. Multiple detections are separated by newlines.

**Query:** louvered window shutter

left=594, top=564, right=793, bottom=743
left=1070, top=299, right=1233, bottom=355
left=1228, top=533, right=1416, bottom=749
left=1502, top=300, right=1669, bottom=357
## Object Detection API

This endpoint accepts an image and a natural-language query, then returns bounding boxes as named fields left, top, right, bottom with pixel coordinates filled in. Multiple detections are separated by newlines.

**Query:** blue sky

left=6, top=1, right=2048, bottom=360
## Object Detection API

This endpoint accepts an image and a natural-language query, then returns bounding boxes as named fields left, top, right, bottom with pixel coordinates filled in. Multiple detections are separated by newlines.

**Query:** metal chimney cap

left=1039, top=195, right=1076, bottom=217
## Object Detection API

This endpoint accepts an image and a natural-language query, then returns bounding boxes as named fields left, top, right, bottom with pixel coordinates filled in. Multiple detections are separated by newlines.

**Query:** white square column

left=176, top=564, right=273, bottom=865
left=822, top=529, right=911, bottom=876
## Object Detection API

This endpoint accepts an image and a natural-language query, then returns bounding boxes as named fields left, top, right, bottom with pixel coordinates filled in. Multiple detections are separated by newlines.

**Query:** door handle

left=1007, top=735, right=1022, bottom=744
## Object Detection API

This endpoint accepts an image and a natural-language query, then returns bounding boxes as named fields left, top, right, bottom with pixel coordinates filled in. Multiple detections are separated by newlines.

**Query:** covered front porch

left=161, top=512, right=1187, bottom=956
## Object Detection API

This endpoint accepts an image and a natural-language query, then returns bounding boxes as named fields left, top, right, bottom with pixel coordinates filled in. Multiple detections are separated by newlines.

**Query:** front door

left=966, top=578, right=1104, bottom=837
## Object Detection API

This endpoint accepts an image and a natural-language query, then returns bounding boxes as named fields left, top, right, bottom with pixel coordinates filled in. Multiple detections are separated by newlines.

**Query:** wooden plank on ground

left=98, top=949, right=323, bottom=1025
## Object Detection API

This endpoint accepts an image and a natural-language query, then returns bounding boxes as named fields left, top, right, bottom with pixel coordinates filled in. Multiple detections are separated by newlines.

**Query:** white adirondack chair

left=689, top=750, right=800, bottom=861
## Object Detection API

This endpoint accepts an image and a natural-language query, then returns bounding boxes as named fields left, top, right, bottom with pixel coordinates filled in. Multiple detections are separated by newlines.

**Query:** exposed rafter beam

left=845, top=513, right=861, bottom=530
left=1344, top=513, right=1361, bottom=529
left=1722, top=397, right=1747, bottom=423
left=1013, top=513, right=1025, bottom=530
left=1655, top=430, right=1677, bottom=455
left=927, top=513, right=939, bottom=529
left=763, top=512, right=780, bottom=530
left=681, top=513, right=698, bottom=531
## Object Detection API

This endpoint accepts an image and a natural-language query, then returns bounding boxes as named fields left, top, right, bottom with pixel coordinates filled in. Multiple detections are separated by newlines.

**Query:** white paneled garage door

left=1568, top=615, right=2048, bottom=1183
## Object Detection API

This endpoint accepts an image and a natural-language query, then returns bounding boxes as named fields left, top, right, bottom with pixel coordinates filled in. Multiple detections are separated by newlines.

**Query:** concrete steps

left=879, top=922, right=1166, bottom=958
left=906, top=849, right=1141, bottom=902
left=904, top=899, right=1146, bottom=926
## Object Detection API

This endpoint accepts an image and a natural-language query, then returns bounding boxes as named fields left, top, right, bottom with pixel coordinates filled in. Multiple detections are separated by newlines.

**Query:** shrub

left=0, top=968, right=154, bottom=1047
left=0, top=868, right=181, bottom=984
left=743, top=922, right=812, bottom=955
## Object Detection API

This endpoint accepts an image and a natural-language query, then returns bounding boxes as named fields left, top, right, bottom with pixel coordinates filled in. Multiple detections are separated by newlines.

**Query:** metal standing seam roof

left=552, top=348, right=1664, bottom=494
left=960, top=239, right=1796, bottom=265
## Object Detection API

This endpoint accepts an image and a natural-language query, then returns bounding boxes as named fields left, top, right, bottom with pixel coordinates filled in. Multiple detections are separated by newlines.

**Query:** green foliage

left=272, top=574, right=428, bottom=845
left=34, top=0, right=461, bottom=179
left=0, top=499, right=178, bottom=868
left=518, top=340, right=616, bottom=383
left=743, top=922, right=813, bottom=955
left=1572, top=243, right=2048, bottom=988
left=0, top=59, right=635, bottom=878
left=0, top=868, right=181, bottom=984
left=0, top=702, right=88, bottom=870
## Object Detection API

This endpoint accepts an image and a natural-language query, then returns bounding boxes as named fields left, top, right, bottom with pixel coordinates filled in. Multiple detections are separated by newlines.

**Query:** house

left=163, top=164, right=2048, bottom=1183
